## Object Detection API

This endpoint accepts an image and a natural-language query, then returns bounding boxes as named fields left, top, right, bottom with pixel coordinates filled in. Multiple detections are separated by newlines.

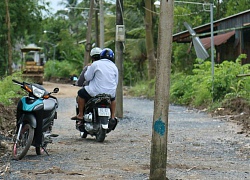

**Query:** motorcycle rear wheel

left=96, top=127, right=107, bottom=142
left=12, top=124, right=34, bottom=160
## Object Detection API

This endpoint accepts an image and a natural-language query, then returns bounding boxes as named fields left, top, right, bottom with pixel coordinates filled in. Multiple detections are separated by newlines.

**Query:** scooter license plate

left=98, top=108, right=111, bottom=116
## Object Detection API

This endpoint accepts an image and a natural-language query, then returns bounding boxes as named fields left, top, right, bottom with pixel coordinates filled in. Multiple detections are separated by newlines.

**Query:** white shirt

left=84, top=59, right=118, bottom=98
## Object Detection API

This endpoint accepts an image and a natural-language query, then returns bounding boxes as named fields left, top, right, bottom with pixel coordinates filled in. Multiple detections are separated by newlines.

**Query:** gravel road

left=1, top=82, right=250, bottom=180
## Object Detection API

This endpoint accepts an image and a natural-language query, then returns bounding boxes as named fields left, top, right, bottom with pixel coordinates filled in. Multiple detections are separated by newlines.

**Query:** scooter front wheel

left=12, top=124, right=34, bottom=160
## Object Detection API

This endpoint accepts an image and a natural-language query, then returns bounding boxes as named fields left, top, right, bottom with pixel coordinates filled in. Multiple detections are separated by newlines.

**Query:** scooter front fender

left=20, top=114, right=37, bottom=128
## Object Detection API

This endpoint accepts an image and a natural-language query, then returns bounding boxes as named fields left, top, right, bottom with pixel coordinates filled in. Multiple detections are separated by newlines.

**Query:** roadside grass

left=0, top=72, right=25, bottom=106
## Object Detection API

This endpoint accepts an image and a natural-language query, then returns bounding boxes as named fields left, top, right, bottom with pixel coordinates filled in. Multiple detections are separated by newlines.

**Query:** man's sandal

left=71, top=116, right=84, bottom=121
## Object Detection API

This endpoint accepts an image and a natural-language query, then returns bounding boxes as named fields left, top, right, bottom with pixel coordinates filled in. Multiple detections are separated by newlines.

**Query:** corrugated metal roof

left=200, top=31, right=235, bottom=49
left=21, top=44, right=42, bottom=52
left=173, top=9, right=250, bottom=42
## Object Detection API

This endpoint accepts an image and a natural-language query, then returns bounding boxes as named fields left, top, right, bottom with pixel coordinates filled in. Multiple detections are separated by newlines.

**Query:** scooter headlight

left=32, top=86, right=45, bottom=98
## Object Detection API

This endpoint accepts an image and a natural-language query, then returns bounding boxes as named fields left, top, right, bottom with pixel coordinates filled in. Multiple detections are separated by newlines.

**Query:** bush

left=0, top=72, right=25, bottom=105
left=171, top=55, right=250, bottom=107
left=128, top=79, right=155, bottom=99
left=44, top=60, right=80, bottom=80
left=130, top=54, right=250, bottom=109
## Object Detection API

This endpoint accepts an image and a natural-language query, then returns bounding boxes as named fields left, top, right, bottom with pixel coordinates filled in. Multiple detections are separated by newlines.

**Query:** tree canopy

left=1, top=0, right=250, bottom=81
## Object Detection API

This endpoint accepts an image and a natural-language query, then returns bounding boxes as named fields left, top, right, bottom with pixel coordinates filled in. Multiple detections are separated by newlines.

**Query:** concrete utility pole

left=150, top=0, right=174, bottom=179
left=115, top=0, right=124, bottom=118
left=84, top=0, right=95, bottom=67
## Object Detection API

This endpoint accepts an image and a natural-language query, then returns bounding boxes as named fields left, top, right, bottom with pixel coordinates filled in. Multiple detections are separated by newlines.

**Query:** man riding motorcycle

left=75, top=47, right=102, bottom=87
left=71, top=48, right=119, bottom=125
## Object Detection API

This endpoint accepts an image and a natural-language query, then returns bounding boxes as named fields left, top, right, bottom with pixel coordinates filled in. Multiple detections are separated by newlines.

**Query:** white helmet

left=90, top=47, right=102, bottom=57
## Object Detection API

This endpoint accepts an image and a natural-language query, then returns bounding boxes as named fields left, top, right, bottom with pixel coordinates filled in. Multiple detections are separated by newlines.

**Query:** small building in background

left=173, top=10, right=250, bottom=64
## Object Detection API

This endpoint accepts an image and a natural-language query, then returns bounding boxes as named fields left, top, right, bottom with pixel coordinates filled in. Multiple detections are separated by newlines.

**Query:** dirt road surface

left=1, top=82, right=250, bottom=179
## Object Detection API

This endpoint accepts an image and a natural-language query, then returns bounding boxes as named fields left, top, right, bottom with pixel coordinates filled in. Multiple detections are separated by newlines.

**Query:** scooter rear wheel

left=12, top=124, right=34, bottom=160
left=96, top=127, right=107, bottom=142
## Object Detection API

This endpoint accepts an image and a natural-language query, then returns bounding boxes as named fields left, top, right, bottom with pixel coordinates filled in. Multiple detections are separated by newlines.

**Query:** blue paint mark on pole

left=154, top=118, right=165, bottom=136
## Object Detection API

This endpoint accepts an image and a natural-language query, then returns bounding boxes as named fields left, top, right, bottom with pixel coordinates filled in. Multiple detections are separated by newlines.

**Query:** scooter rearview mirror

left=53, top=88, right=59, bottom=93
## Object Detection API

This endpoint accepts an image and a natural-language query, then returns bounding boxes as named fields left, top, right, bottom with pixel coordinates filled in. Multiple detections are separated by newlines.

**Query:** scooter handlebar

left=12, top=79, right=23, bottom=85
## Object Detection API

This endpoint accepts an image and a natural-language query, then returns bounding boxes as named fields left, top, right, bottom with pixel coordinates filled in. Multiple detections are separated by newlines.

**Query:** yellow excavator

left=21, top=44, right=44, bottom=84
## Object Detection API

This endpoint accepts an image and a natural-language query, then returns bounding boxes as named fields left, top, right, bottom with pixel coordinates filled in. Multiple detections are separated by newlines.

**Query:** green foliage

left=213, top=54, right=249, bottom=101
left=225, top=0, right=250, bottom=17
left=173, top=6, right=202, bottom=33
left=44, top=60, right=80, bottom=80
left=131, top=55, right=250, bottom=109
left=170, top=73, right=193, bottom=105
left=123, top=59, right=138, bottom=86
left=225, top=79, right=247, bottom=99
left=57, top=29, right=84, bottom=66
left=172, top=43, right=197, bottom=73
left=127, top=79, right=155, bottom=99
left=127, top=28, right=145, bottom=38
left=0, top=0, right=44, bottom=76
left=0, top=58, right=7, bottom=77
left=0, top=73, right=24, bottom=106
left=2, top=0, right=250, bottom=91
left=170, top=54, right=250, bottom=107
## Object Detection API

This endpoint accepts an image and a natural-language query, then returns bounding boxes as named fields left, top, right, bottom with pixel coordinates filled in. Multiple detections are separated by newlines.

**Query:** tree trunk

left=150, top=0, right=174, bottom=179
left=83, top=0, right=95, bottom=67
left=5, top=0, right=12, bottom=75
left=95, top=10, right=99, bottom=47
left=145, top=0, right=156, bottom=80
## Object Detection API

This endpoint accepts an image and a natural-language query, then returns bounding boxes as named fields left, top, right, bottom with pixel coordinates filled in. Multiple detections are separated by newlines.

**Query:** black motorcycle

left=12, top=79, right=59, bottom=160
left=75, top=93, right=118, bottom=142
